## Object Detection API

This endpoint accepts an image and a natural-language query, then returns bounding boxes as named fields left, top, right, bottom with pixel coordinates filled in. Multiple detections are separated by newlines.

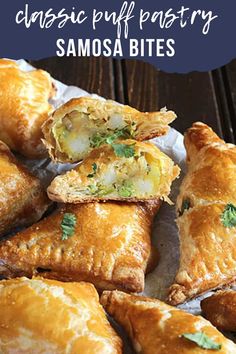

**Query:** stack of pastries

left=0, top=59, right=236, bottom=353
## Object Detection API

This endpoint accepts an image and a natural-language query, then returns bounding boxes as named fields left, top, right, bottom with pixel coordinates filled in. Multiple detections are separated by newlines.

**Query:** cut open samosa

left=42, top=97, right=176, bottom=163
left=47, top=140, right=180, bottom=203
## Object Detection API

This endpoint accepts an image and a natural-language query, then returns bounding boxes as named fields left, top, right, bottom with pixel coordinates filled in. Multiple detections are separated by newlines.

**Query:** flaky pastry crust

left=0, top=59, right=55, bottom=158
left=0, top=277, right=122, bottom=353
left=47, top=140, right=180, bottom=203
left=201, top=290, right=236, bottom=332
left=168, top=122, right=236, bottom=305
left=42, top=96, right=176, bottom=163
left=0, top=140, right=50, bottom=237
left=101, top=290, right=236, bottom=353
left=0, top=201, right=160, bottom=293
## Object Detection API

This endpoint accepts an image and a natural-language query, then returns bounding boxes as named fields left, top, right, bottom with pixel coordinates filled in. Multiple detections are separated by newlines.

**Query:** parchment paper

left=14, top=59, right=221, bottom=318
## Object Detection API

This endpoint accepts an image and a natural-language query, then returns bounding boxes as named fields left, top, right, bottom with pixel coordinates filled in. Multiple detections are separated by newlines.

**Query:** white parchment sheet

left=14, top=60, right=235, bottom=342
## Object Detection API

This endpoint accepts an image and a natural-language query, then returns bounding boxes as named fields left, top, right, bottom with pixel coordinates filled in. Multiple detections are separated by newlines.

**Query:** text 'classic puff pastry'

left=42, top=96, right=176, bottom=163
left=0, top=277, right=122, bottom=354
left=168, top=122, right=236, bottom=305
left=0, top=59, right=55, bottom=158
left=47, top=140, right=180, bottom=203
left=0, top=140, right=50, bottom=237
left=0, top=201, right=160, bottom=292
left=101, top=291, right=236, bottom=354
left=201, top=290, right=236, bottom=332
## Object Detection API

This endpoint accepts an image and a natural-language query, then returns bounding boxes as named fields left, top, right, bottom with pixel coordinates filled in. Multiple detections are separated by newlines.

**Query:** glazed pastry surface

left=0, top=201, right=160, bottom=292
left=168, top=122, right=236, bottom=305
left=42, top=96, right=176, bottom=162
left=201, top=290, right=236, bottom=332
left=101, top=290, right=236, bottom=354
left=0, top=277, right=122, bottom=354
left=47, top=140, right=180, bottom=203
left=0, top=140, right=50, bottom=237
left=0, top=59, right=55, bottom=158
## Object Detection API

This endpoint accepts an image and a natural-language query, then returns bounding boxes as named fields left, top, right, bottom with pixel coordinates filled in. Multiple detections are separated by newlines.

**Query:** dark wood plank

left=112, top=59, right=125, bottom=104
left=223, top=59, right=236, bottom=141
left=123, top=59, right=224, bottom=138
left=211, top=68, right=235, bottom=143
left=30, top=57, right=115, bottom=100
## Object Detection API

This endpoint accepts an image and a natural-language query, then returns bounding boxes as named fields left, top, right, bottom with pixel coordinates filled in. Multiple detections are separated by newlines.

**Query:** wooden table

left=31, top=57, right=236, bottom=143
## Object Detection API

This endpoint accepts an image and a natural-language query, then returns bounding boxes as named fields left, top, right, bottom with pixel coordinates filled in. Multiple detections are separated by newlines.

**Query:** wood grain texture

left=224, top=60, right=236, bottom=141
left=123, top=59, right=223, bottom=137
left=30, top=56, right=236, bottom=142
left=30, top=57, right=115, bottom=99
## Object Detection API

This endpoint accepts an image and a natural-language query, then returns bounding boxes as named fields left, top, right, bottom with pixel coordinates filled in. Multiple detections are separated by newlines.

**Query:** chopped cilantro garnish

left=90, top=128, right=130, bottom=148
left=87, top=163, right=98, bottom=178
left=182, top=332, right=221, bottom=350
left=221, top=203, right=236, bottom=228
left=118, top=181, right=135, bottom=198
left=112, top=143, right=135, bottom=158
left=61, top=213, right=77, bottom=240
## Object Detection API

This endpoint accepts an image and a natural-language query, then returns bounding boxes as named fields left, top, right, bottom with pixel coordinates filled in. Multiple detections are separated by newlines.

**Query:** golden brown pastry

left=101, top=290, right=236, bottom=354
left=168, top=122, right=236, bottom=305
left=0, top=277, right=122, bottom=353
left=0, top=201, right=160, bottom=292
left=201, top=290, right=236, bottom=332
left=0, top=59, right=55, bottom=158
left=47, top=140, right=180, bottom=203
left=0, top=140, right=50, bottom=237
left=42, top=96, right=176, bottom=163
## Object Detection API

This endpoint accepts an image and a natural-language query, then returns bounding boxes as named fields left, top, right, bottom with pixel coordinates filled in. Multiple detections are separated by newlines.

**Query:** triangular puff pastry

left=42, top=96, right=176, bottom=163
left=0, top=201, right=160, bottom=293
left=101, top=290, right=236, bottom=354
left=0, top=277, right=122, bottom=353
left=0, top=140, right=50, bottom=237
left=201, top=290, right=236, bottom=332
left=0, top=59, right=55, bottom=158
left=168, top=122, right=236, bottom=305
left=47, top=140, right=180, bottom=203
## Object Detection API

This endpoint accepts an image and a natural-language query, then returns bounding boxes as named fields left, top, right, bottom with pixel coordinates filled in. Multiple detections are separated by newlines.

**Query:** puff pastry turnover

left=0, top=140, right=50, bottom=237
left=0, top=277, right=122, bottom=354
left=101, top=290, right=236, bottom=354
left=47, top=140, right=180, bottom=203
left=0, top=201, right=160, bottom=292
left=201, top=290, right=236, bottom=332
left=0, top=59, right=55, bottom=158
left=168, top=122, right=236, bottom=305
left=42, top=96, right=176, bottom=163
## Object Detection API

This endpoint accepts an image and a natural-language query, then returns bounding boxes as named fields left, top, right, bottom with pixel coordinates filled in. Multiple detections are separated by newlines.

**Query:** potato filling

left=52, top=110, right=137, bottom=161
left=72, top=152, right=162, bottom=199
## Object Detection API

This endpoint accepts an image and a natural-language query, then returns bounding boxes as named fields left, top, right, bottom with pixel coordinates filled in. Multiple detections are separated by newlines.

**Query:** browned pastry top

left=0, top=59, right=55, bottom=158
left=169, top=122, right=236, bottom=305
left=201, top=290, right=236, bottom=332
left=0, top=140, right=50, bottom=237
left=101, top=290, right=236, bottom=354
left=0, top=201, right=160, bottom=293
left=0, top=277, right=122, bottom=353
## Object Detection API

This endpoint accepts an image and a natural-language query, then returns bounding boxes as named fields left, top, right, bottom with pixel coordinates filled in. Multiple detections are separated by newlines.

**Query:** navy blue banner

left=0, top=0, right=235, bottom=73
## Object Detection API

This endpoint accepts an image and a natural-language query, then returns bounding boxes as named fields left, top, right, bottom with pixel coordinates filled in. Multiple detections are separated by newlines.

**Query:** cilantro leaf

left=221, top=203, right=236, bottom=228
left=90, top=128, right=130, bottom=148
left=182, top=333, right=221, bottom=350
left=87, top=163, right=98, bottom=178
left=118, top=181, right=135, bottom=198
left=112, top=143, right=135, bottom=158
left=179, top=199, right=191, bottom=216
left=61, top=213, right=77, bottom=240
